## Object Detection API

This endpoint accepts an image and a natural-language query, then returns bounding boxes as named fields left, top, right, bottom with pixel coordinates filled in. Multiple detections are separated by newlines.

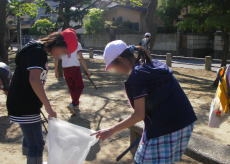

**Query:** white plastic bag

left=208, top=97, right=222, bottom=128
left=47, top=118, right=98, bottom=164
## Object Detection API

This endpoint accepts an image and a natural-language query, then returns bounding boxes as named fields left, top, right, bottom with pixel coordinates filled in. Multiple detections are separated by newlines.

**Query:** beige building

left=104, top=5, right=147, bottom=32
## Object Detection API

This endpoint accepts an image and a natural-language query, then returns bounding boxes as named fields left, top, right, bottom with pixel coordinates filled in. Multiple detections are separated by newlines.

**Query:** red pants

left=63, top=67, right=84, bottom=106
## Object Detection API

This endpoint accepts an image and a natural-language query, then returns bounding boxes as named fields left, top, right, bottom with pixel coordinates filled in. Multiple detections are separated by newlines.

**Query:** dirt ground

left=0, top=54, right=229, bottom=164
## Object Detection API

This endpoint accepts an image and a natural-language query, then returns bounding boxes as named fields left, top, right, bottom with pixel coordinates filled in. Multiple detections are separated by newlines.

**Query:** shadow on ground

left=68, top=115, right=101, bottom=162
left=0, top=116, right=22, bottom=143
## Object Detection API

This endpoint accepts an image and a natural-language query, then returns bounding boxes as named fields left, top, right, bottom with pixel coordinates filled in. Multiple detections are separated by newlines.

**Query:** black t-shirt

left=7, top=41, right=48, bottom=116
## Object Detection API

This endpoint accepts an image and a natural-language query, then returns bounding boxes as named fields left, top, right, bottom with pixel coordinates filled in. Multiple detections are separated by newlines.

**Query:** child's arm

left=92, top=97, right=145, bottom=140
left=54, top=58, right=59, bottom=78
left=78, top=52, right=91, bottom=76
left=29, top=69, right=57, bottom=118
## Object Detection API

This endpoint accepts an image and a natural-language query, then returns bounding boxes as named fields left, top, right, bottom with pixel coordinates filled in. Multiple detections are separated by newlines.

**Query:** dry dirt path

left=0, top=57, right=228, bottom=164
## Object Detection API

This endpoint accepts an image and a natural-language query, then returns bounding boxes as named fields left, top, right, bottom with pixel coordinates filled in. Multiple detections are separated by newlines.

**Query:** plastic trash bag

left=208, top=97, right=222, bottom=128
left=47, top=118, right=98, bottom=164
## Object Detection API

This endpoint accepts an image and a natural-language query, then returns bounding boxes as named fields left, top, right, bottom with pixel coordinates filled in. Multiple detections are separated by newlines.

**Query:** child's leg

left=22, top=137, right=28, bottom=156
left=20, top=122, right=44, bottom=164
left=64, top=67, right=84, bottom=106
left=71, top=67, right=84, bottom=106
left=135, top=124, right=193, bottom=164
left=63, top=67, right=78, bottom=105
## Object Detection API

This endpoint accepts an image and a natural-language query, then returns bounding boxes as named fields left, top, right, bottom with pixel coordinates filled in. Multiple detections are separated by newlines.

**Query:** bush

left=30, top=18, right=54, bottom=35
left=84, top=8, right=105, bottom=34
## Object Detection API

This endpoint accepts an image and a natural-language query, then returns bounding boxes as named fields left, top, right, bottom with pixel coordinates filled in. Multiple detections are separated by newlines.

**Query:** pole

left=19, top=18, right=22, bottom=49
left=205, top=56, right=212, bottom=71
left=116, top=138, right=141, bottom=161
left=41, top=111, right=48, bottom=134
left=89, top=48, right=94, bottom=59
left=166, top=53, right=172, bottom=67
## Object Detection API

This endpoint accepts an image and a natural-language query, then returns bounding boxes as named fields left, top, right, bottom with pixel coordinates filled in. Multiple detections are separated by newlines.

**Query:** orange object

left=215, top=67, right=230, bottom=114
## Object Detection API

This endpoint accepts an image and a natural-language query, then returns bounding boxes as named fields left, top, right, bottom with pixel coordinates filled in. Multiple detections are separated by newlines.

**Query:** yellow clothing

left=216, top=67, right=230, bottom=113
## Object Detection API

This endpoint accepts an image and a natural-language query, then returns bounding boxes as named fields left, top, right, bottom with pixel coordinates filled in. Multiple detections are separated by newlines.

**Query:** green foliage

left=8, top=0, right=45, bottom=18
left=157, top=0, right=181, bottom=30
left=53, top=0, right=143, bottom=29
left=53, top=0, right=96, bottom=29
left=130, top=0, right=142, bottom=6
left=31, top=19, right=55, bottom=35
left=117, top=0, right=143, bottom=6
left=84, top=8, right=105, bottom=34
left=111, top=18, right=140, bottom=33
left=176, top=0, right=230, bottom=33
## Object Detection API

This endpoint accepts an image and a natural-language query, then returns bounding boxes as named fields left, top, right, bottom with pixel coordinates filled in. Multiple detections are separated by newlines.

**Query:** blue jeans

left=20, top=122, right=44, bottom=157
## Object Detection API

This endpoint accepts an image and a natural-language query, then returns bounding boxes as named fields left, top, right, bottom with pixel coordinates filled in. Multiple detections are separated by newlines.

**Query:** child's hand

left=46, top=107, right=57, bottom=118
left=91, top=128, right=115, bottom=141
left=86, top=71, right=91, bottom=78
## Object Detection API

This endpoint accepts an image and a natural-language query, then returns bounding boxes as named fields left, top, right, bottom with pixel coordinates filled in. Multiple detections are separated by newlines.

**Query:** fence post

left=166, top=53, right=172, bottom=67
left=89, top=48, right=94, bottom=59
left=205, top=56, right=212, bottom=71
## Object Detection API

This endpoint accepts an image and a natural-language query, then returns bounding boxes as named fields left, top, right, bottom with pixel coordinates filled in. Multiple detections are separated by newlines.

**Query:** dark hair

left=112, top=46, right=152, bottom=66
left=134, top=46, right=152, bottom=64
left=40, top=32, right=67, bottom=51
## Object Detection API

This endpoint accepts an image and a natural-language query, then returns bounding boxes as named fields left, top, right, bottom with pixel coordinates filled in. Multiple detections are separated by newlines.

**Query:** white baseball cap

left=144, top=32, right=151, bottom=37
left=103, top=40, right=128, bottom=70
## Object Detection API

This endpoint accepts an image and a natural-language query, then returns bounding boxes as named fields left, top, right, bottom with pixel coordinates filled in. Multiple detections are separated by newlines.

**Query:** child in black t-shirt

left=7, top=29, right=78, bottom=164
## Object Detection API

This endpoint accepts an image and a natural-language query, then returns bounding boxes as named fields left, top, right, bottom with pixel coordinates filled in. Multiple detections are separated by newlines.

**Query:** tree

left=54, top=0, right=101, bottom=30
left=0, top=0, right=8, bottom=63
left=84, top=8, right=104, bottom=34
left=55, top=0, right=142, bottom=30
left=8, top=0, right=45, bottom=48
left=116, top=0, right=159, bottom=49
left=53, top=0, right=102, bottom=78
left=145, top=0, right=158, bottom=49
left=54, top=0, right=145, bottom=77
left=176, top=0, right=230, bottom=66
left=157, top=0, right=180, bottom=32
left=31, top=18, right=55, bottom=35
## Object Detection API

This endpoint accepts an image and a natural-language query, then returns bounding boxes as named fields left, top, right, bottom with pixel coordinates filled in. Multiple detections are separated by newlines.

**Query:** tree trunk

left=56, top=0, right=64, bottom=78
left=58, top=0, right=70, bottom=30
left=221, top=32, right=229, bottom=67
left=62, top=6, right=70, bottom=30
left=109, top=28, right=116, bottom=41
left=145, top=0, right=158, bottom=51
left=16, top=16, right=22, bottom=50
left=0, top=0, right=8, bottom=63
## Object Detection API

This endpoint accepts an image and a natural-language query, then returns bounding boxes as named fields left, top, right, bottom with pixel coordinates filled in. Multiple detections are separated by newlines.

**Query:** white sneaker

left=67, top=103, right=76, bottom=114
left=67, top=103, right=80, bottom=115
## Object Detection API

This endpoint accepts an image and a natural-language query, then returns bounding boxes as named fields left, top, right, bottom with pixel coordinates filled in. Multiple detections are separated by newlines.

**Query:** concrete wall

left=184, top=34, right=212, bottom=58
left=213, top=33, right=230, bottom=59
left=186, top=35, right=211, bottom=49
left=214, top=35, right=223, bottom=51
left=214, top=34, right=230, bottom=51
left=153, top=34, right=177, bottom=51
left=62, top=32, right=230, bottom=58
left=82, top=33, right=177, bottom=52
left=81, top=34, right=110, bottom=48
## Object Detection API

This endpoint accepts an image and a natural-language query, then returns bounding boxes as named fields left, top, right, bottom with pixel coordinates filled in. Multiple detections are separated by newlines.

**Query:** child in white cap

left=92, top=40, right=197, bottom=164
